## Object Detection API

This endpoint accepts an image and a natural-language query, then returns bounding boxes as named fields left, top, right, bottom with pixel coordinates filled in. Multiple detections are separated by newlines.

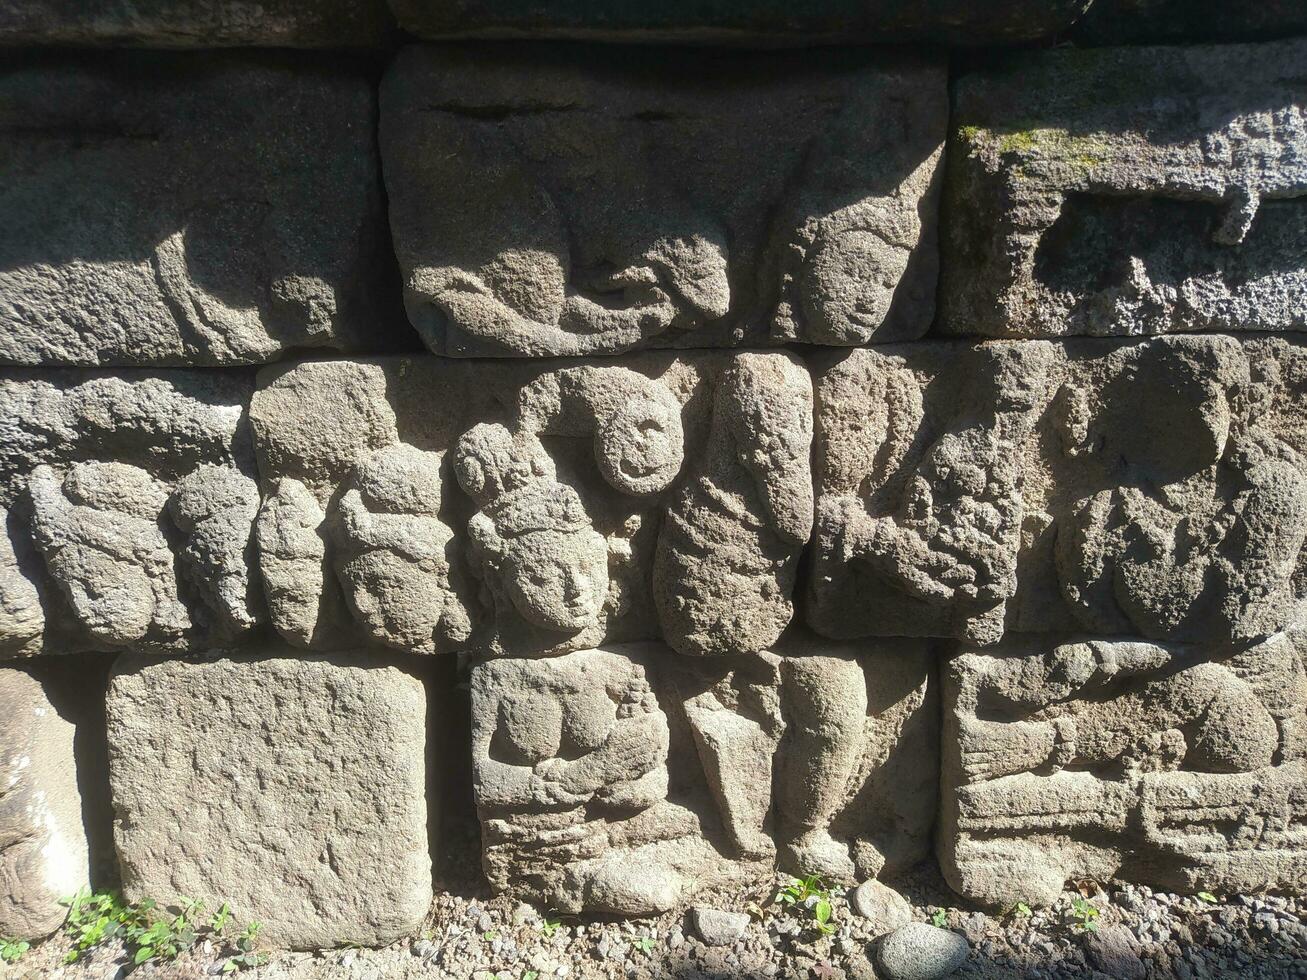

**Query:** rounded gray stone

left=851, top=880, right=914, bottom=936
left=876, top=922, right=970, bottom=980
left=690, top=907, right=751, bottom=947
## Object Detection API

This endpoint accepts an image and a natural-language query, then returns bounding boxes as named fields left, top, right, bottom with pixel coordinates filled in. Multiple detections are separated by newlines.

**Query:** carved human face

left=503, top=528, right=609, bottom=631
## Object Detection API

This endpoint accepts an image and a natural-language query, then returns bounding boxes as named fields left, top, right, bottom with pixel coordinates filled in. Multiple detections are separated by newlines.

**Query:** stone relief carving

left=940, top=632, right=1307, bottom=908
left=0, top=370, right=259, bottom=656
left=0, top=57, right=391, bottom=366
left=809, top=335, right=1307, bottom=647
left=471, top=636, right=935, bottom=914
left=942, top=38, right=1307, bottom=338
left=251, top=353, right=811, bottom=659
left=380, top=46, right=945, bottom=356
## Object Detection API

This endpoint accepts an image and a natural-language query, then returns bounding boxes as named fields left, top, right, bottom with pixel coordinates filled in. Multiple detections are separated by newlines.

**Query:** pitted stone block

left=941, top=38, right=1307, bottom=339
left=469, top=636, right=934, bottom=914
left=940, top=632, right=1307, bottom=908
left=107, top=650, right=432, bottom=950
left=388, top=0, right=1093, bottom=46
left=0, top=666, right=90, bottom=941
left=251, top=352, right=812, bottom=659
left=809, top=335, right=1307, bottom=646
left=380, top=46, right=945, bottom=356
left=0, top=0, right=390, bottom=47
left=0, top=56, right=393, bottom=366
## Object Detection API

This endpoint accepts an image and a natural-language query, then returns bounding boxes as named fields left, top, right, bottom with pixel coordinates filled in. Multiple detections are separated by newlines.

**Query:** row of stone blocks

left=8, top=629, right=1305, bottom=949
left=1, top=0, right=1305, bottom=47
left=3, top=35, right=1306, bottom=365
left=1, top=329, right=1305, bottom=944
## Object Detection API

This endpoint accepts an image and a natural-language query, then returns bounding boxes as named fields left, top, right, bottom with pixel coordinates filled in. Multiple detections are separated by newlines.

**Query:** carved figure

left=654, top=354, right=813, bottom=657
left=1056, top=339, right=1307, bottom=643
left=330, top=444, right=471, bottom=654
left=472, top=647, right=738, bottom=915
left=456, top=424, right=611, bottom=656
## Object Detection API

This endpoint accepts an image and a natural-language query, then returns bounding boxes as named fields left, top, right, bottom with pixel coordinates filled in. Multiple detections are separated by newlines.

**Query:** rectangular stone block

left=0, top=369, right=258, bottom=657
left=940, top=633, right=1307, bottom=908
left=470, top=635, right=934, bottom=915
left=106, top=650, right=433, bottom=950
left=808, top=335, right=1307, bottom=647
left=380, top=46, right=945, bottom=356
left=0, top=665, right=92, bottom=941
left=940, top=38, right=1307, bottom=339
left=388, top=0, right=1092, bottom=45
left=1073, top=0, right=1307, bottom=45
left=251, top=351, right=813, bottom=659
left=0, top=56, right=393, bottom=366
left=0, top=0, right=390, bottom=47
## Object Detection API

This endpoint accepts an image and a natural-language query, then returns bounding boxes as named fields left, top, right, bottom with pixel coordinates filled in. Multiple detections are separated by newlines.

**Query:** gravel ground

left=5, top=824, right=1306, bottom=979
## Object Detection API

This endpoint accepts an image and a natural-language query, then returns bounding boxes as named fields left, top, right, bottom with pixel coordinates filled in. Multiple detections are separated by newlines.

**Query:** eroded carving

left=251, top=353, right=810, bottom=658
left=0, top=57, right=390, bottom=365
left=942, top=38, right=1307, bottom=338
left=809, top=336, right=1307, bottom=647
left=941, top=633, right=1307, bottom=908
left=381, top=47, right=945, bottom=356
left=0, top=370, right=259, bottom=655
left=471, top=637, right=935, bottom=913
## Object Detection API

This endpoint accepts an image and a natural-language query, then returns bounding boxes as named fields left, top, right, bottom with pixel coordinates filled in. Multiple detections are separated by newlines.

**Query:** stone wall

left=1, top=0, right=1305, bottom=952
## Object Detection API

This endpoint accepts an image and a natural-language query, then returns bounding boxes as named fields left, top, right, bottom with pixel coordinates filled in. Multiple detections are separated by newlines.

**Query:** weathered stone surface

left=0, top=0, right=390, bottom=47
left=107, top=650, right=432, bottom=950
left=0, top=370, right=258, bottom=656
left=876, top=922, right=969, bottom=980
left=380, top=46, right=944, bottom=356
left=809, top=335, right=1307, bottom=646
left=251, top=352, right=812, bottom=658
left=940, top=632, right=1307, bottom=909
left=0, top=667, right=89, bottom=941
left=388, top=1, right=1093, bottom=45
left=469, top=636, right=934, bottom=914
left=0, top=56, right=393, bottom=366
left=1074, top=1, right=1307, bottom=45
left=941, top=39, right=1307, bottom=339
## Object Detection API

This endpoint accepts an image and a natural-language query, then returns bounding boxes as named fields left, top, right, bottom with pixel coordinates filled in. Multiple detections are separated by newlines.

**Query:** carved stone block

left=940, top=38, right=1307, bottom=339
left=0, top=57, right=391, bottom=365
left=107, top=650, right=432, bottom=949
left=250, top=352, right=812, bottom=658
left=0, top=0, right=390, bottom=47
left=380, top=46, right=945, bottom=356
left=940, top=633, right=1307, bottom=908
left=387, top=0, right=1093, bottom=45
left=0, top=370, right=258, bottom=657
left=809, top=335, right=1307, bottom=646
left=0, top=666, right=90, bottom=940
left=470, top=636, right=935, bottom=915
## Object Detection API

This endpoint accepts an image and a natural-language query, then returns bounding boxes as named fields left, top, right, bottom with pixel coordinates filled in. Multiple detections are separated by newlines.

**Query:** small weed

left=523, top=972, right=539, bottom=980
left=633, top=936, right=657, bottom=956
left=1, top=939, right=29, bottom=963
left=61, top=889, right=266, bottom=970
left=1069, top=898, right=1100, bottom=933
left=931, top=909, right=949, bottom=929
left=222, top=922, right=268, bottom=974
left=540, top=915, right=563, bottom=938
left=774, top=875, right=838, bottom=940
left=211, top=902, right=232, bottom=935
left=482, top=930, right=498, bottom=942
left=1005, top=902, right=1033, bottom=919
left=1197, top=892, right=1218, bottom=904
